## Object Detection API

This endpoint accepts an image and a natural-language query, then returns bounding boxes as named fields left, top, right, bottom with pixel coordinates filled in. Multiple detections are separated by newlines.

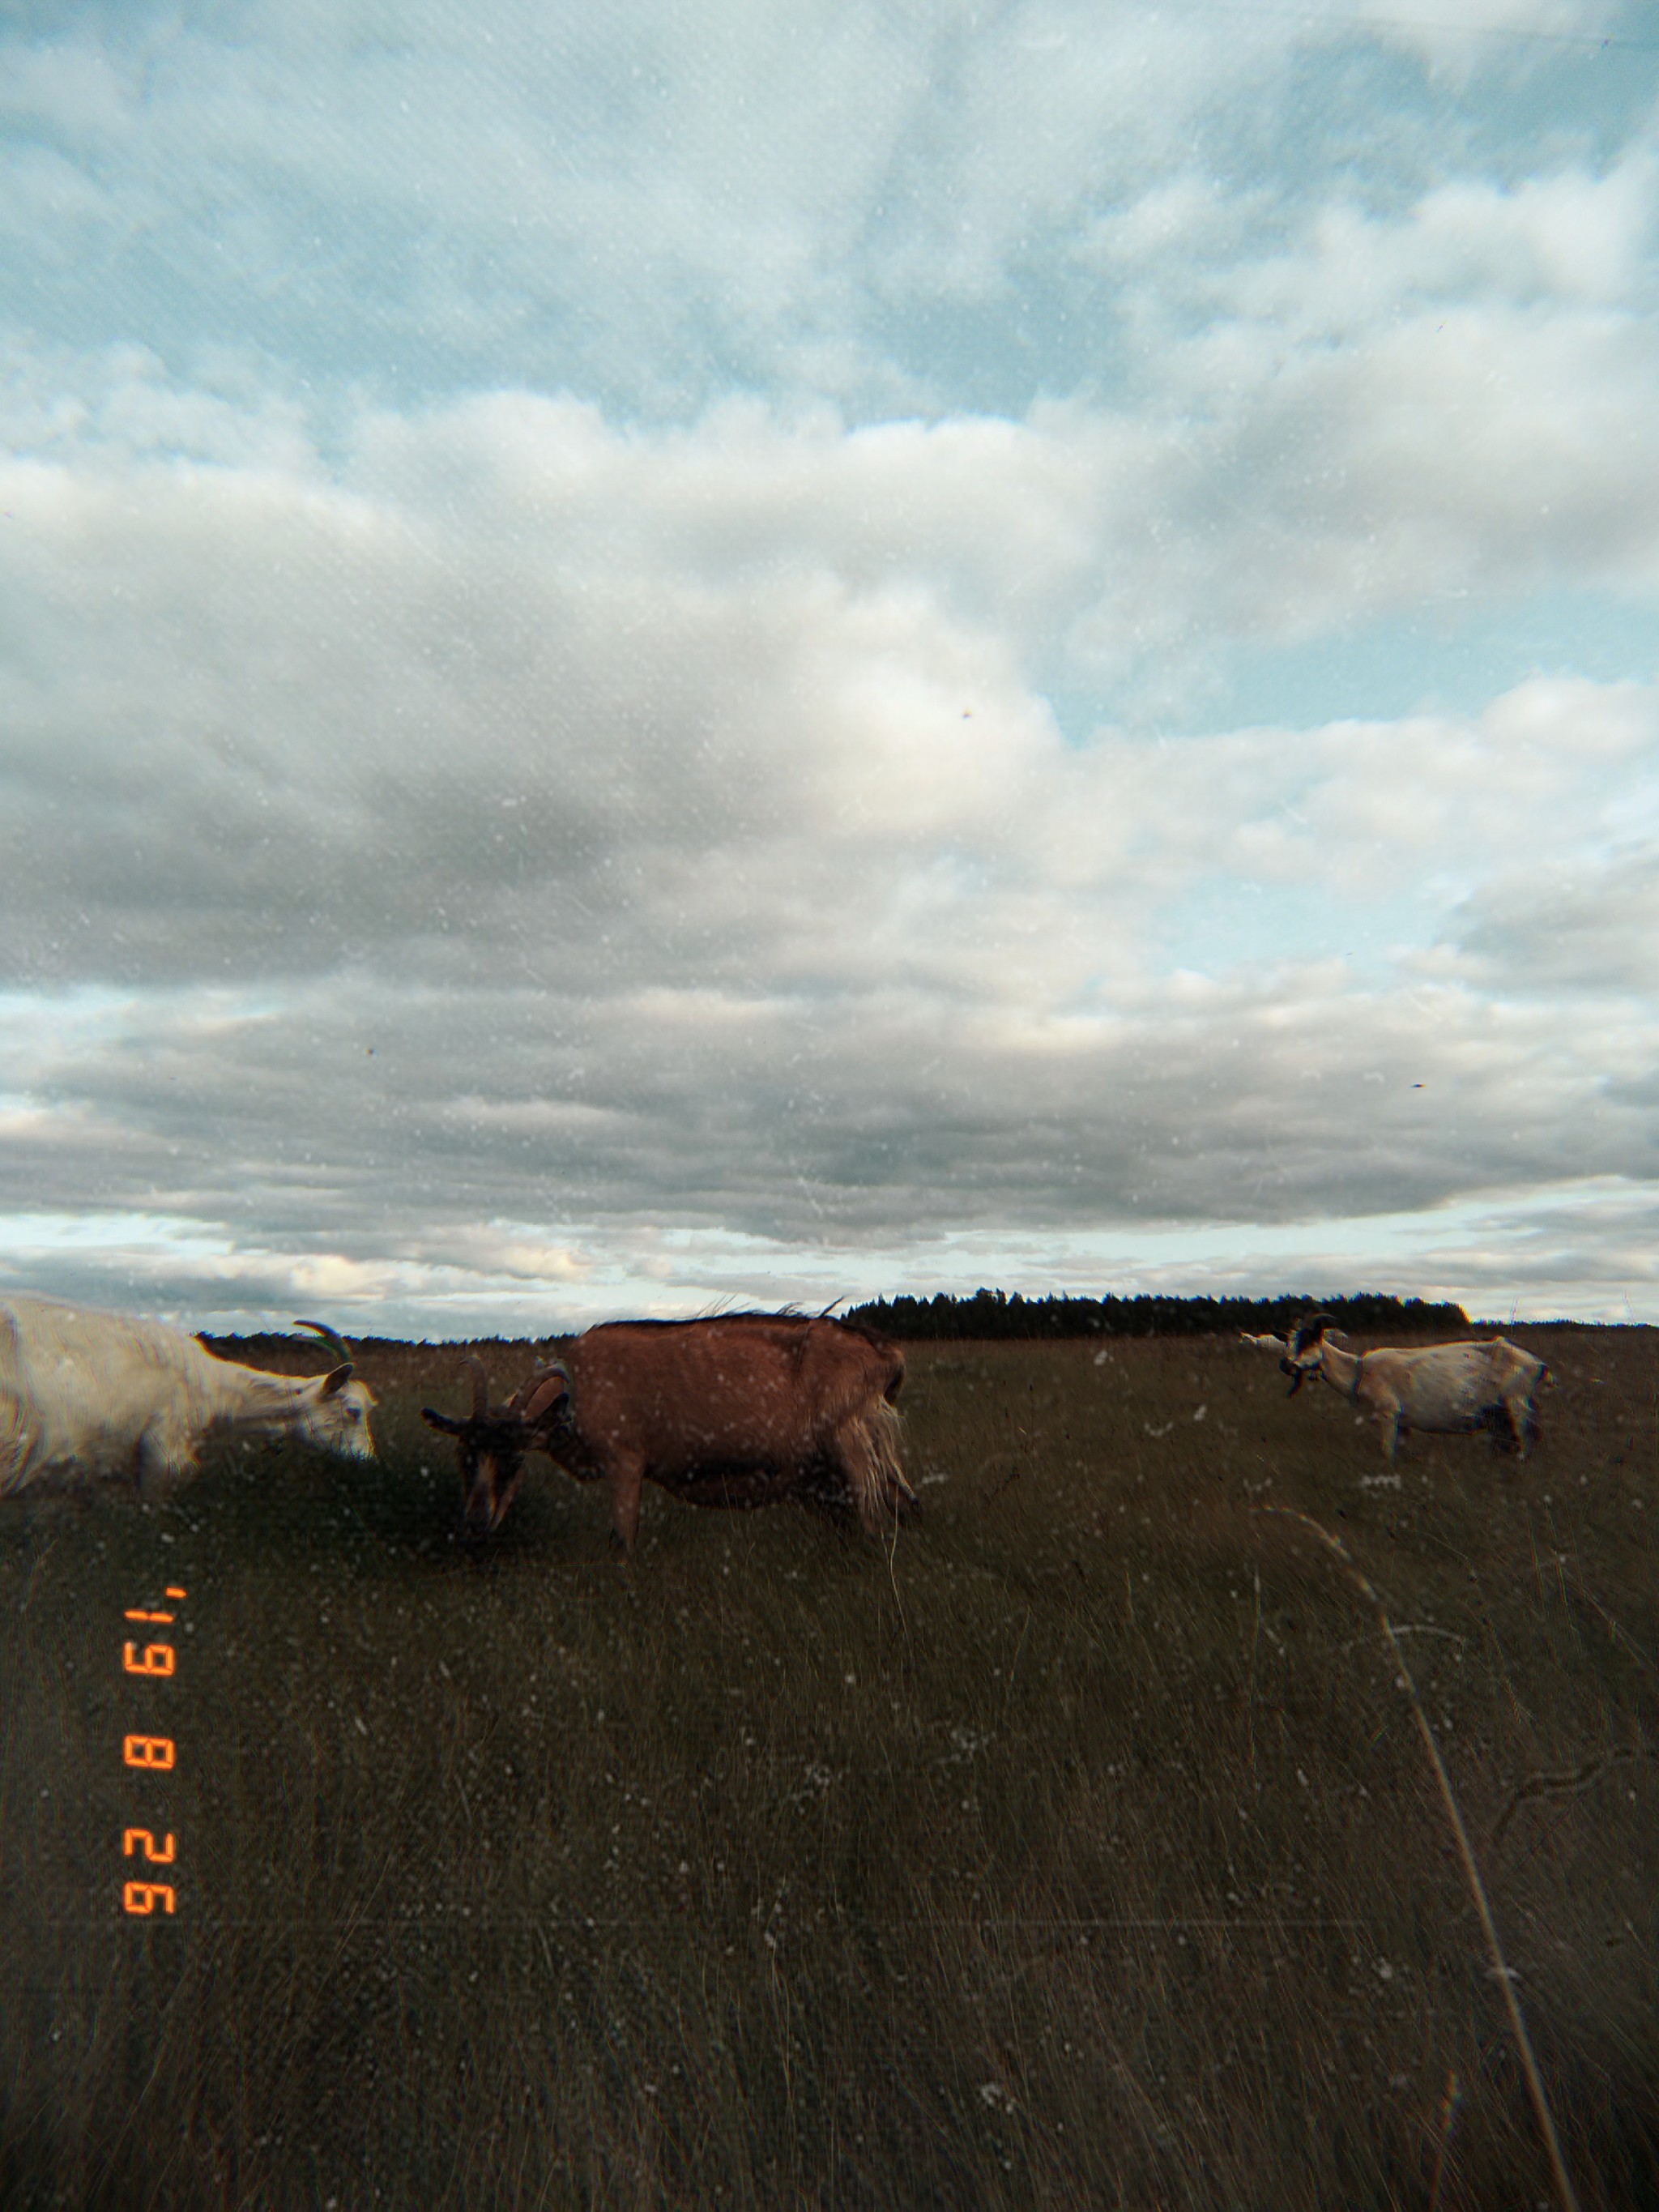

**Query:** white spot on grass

left=791, top=1762, right=838, bottom=1805
left=940, top=1727, right=992, bottom=1766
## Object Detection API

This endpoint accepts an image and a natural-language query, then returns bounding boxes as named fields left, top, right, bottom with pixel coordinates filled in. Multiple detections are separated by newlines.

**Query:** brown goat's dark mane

left=583, top=1309, right=895, bottom=1350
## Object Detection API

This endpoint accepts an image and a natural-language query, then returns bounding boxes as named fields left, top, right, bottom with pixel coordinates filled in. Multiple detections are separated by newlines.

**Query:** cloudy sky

left=2, top=0, right=1657, bottom=1335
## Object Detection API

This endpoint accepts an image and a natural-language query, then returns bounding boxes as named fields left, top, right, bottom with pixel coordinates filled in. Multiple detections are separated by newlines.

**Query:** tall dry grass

left=1, top=1326, right=1653, bottom=2208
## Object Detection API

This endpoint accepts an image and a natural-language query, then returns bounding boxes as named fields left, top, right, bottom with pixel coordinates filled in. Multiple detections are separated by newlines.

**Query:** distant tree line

left=202, top=1293, right=1473, bottom=1358
left=844, top=1289, right=1469, bottom=1341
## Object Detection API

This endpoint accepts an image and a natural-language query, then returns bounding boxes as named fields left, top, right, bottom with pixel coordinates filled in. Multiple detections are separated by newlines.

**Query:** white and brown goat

left=1280, top=1313, right=1546, bottom=1463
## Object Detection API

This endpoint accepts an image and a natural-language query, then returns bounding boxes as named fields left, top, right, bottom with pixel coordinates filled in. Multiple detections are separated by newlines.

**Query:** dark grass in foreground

left=2, top=1329, right=1656, bottom=2209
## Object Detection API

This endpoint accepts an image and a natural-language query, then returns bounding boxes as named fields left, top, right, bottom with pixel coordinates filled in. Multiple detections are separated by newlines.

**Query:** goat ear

left=422, top=1407, right=464, bottom=1433
left=319, top=1364, right=352, bottom=1398
left=519, top=1377, right=571, bottom=1426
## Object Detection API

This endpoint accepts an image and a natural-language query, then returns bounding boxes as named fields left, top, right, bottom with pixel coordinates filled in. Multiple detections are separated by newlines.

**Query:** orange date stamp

left=121, top=1585, right=186, bottom=1916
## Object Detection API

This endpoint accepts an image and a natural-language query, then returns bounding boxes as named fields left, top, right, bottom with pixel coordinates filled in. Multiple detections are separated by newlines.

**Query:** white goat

left=0, top=1296, right=375, bottom=1497
left=1280, top=1313, right=1546, bottom=1463
left=1239, top=1331, right=1288, bottom=1352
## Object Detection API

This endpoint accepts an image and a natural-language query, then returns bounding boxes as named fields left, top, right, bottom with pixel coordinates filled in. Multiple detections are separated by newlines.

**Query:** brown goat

left=422, top=1313, right=911, bottom=1548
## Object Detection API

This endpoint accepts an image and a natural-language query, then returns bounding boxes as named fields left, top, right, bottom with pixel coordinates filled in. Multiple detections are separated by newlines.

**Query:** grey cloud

left=1, top=958, right=1648, bottom=1270
left=1403, top=1181, right=1659, bottom=1313
left=1448, top=845, right=1659, bottom=994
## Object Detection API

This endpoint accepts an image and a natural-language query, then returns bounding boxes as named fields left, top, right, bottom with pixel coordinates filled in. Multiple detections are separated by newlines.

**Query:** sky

left=2, top=0, right=1657, bottom=1336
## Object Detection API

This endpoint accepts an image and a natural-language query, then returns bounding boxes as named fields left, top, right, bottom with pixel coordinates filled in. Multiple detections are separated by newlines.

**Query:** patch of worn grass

left=2, top=1327, right=1654, bottom=2208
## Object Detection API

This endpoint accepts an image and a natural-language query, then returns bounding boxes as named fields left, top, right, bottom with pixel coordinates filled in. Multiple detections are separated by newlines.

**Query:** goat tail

left=841, top=1399, right=914, bottom=1534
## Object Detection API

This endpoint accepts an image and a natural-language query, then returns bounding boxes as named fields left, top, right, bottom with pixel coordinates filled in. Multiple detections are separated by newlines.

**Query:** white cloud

left=1358, top=0, right=1627, bottom=73
left=3, top=0, right=1643, bottom=421
left=2, top=389, right=1650, bottom=1050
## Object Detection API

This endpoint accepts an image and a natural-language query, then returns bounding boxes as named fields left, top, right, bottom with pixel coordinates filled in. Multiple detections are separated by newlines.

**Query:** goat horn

left=463, top=1353, right=491, bottom=1420
left=295, top=1318, right=353, bottom=1369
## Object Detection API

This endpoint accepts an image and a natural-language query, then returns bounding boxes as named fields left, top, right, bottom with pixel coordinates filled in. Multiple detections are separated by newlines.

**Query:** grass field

left=2, top=1326, right=1655, bottom=2210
